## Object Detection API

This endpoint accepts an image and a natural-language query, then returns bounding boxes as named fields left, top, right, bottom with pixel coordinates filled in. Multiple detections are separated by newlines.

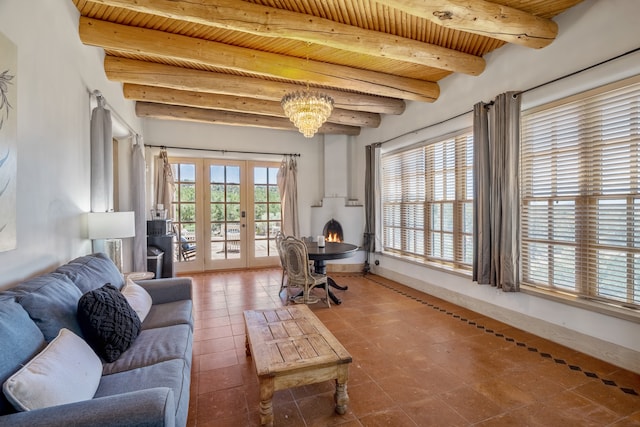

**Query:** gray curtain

left=473, top=103, right=491, bottom=284
left=473, top=92, right=521, bottom=291
left=364, top=143, right=381, bottom=253
left=277, top=156, right=300, bottom=237
left=154, top=149, right=174, bottom=219
left=132, top=138, right=147, bottom=272
left=90, top=97, right=113, bottom=212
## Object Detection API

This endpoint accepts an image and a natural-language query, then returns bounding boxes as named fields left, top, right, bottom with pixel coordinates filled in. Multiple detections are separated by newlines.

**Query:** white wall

left=0, top=1, right=141, bottom=289
left=354, top=0, right=640, bottom=373
left=141, top=118, right=326, bottom=237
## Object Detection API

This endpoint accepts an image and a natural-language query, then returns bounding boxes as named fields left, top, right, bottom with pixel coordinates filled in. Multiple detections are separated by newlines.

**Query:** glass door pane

left=170, top=159, right=204, bottom=273
left=206, top=160, right=246, bottom=270
left=249, top=162, right=281, bottom=267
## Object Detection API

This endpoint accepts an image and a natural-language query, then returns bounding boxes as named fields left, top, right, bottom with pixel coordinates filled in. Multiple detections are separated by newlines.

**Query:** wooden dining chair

left=280, top=236, right=330, bottom=307
left=275, top=231, right=287, bottom=293
left=276, top=232, right=316, bottom=293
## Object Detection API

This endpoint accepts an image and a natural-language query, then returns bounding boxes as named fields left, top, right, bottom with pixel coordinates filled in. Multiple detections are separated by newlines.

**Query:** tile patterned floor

left=187, top=269, right=640, bottom=426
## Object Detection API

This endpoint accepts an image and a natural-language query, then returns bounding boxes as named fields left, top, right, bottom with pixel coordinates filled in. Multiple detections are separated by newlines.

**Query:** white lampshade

left=87, top=212, right=135, bottom=239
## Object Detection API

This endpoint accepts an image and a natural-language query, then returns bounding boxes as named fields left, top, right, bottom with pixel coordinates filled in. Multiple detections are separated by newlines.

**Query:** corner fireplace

left=310, top=135, right=363, bottom=246
left=323, top=219, right=343, bottom=242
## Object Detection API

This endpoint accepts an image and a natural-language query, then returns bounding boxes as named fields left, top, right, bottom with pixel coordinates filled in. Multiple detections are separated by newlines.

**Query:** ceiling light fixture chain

left=281, top=42, right=334, bottom=138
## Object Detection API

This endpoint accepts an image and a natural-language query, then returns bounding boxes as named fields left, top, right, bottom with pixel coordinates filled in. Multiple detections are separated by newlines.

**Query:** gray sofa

left=0, top=253, right=193, bottom=427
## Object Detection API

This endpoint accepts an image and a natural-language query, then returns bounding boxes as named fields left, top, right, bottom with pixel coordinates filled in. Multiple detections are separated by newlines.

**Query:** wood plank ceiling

left=72, top=0, right=584, bottom=136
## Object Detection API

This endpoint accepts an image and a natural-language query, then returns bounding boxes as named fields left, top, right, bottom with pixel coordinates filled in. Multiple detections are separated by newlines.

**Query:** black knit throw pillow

left=77, top=283, right=141, bottom=362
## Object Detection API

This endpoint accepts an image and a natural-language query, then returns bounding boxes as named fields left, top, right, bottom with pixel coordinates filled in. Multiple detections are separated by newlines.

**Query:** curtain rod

left=378, top=46, right=640, bottom=146
left=90, top=90, right=141, bottom=139
left=515, top=46, right=640, bottom=97
left=144, top=144, right=301, bottom=157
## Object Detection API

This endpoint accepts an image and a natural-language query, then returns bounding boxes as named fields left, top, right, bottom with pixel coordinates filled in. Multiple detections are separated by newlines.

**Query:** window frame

left=520, top=75, right=640, bottom=310
left=381, top=129, right=473, bottom=272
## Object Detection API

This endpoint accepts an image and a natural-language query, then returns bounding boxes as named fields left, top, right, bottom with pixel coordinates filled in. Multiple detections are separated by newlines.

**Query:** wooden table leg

left=259, top=377, right=275, bottom=427
left=334, top=365, right=349, bottom=415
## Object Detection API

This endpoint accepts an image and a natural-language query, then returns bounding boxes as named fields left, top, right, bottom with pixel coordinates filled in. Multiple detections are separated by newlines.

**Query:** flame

left=326, top=232, right=341, bottom=243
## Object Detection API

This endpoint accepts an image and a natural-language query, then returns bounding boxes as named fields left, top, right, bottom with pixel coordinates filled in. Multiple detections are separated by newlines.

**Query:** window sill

left=379, top=252, right=640, bottom=324
left=521, top=285, right=640, bottom=324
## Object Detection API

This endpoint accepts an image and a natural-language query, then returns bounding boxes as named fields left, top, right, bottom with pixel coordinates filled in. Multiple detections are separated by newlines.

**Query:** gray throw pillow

left=15, top=274, right=84, bottom=342
left=56, top=252, right=125, bottom=293
left=0, top=298, right=46, bottom=415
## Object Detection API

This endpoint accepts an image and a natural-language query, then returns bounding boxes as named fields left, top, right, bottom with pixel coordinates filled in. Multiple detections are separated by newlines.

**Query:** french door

left=170, top=157, right=281, bottom=272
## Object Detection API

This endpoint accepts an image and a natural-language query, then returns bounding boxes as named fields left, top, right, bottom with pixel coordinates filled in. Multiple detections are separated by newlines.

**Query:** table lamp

left=87, top=211, right=135, bottom=272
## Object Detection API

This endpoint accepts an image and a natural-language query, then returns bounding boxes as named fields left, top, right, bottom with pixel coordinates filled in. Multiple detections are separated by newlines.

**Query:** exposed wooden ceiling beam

left=135, top=102, right=361, bottom=136
left=83, top=0, right=486, bottom=75
left=104, top=56, right=406, bottom=115
left=80, top=17, right=440, bottom=102
left=378, top=0, right=558, bottom=49
left=123, top=84, right=381, bottom=128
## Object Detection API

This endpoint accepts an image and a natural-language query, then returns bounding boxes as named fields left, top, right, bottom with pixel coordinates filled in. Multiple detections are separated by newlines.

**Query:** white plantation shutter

left=382, top=146, right=425, bottom=256
left=381, top=131, right=473, bottom=270
left=458, top=134, right=475, bottom=266
left=521, top=77, right=640, bottom=308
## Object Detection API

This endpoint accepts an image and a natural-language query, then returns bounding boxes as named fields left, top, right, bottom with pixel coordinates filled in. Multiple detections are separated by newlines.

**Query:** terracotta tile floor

left=187, top=269, right=640, bottom=426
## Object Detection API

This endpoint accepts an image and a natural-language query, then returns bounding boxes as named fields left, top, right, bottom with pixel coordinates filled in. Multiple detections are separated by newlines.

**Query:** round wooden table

left=305, top=241, right=358, bottom=305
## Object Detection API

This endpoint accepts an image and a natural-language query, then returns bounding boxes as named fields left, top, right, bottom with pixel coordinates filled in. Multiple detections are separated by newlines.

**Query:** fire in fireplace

left=323, top=219, right=343, bottom=242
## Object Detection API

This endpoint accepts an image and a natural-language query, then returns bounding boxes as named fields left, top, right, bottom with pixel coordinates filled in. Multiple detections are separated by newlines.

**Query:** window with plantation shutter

left=521, top=77, right=640, bottom=308
left=381, top=131, right=473, bottom=271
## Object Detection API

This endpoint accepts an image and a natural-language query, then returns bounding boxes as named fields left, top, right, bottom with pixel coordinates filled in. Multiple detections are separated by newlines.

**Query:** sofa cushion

left=56, top=252, right=125, bottom=293
left=142, top=299, right=194, bottom=330
left=0, top=298, right=46, bottom=416
left=96, top=359, right=190, bottom=427
left=137, top=278, right=192, bottom=305
left=3, top=328, right=102, bottom=412
left=77, top=284, right=141, bottom=363
left=102, top=324, right=193, bottom=375
left=122, top=278, right=152, bottom=322
left=14, top=273, right=84, bottom=342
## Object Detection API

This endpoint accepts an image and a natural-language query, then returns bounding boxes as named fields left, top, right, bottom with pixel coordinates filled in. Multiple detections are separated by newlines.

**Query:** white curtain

left=473, top=92, right=521, bottom=292
left=90, top=97, right=113, bottom=212
left=277, top=156, right=300, bottom=237
left=154, top=149, right=174, bottom=219
left=131, top=138, right=147, bottom=272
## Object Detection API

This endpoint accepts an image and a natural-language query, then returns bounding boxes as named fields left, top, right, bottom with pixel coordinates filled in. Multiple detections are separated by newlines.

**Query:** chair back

left=280, top=236, right=310, bottom=284
left=174, top=225, right=196, bottom=261
left=275, top=231, right=286, bottom=267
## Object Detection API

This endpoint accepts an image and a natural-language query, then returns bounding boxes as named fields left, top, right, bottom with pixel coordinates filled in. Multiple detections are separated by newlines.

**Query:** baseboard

left=326, top=263, right=364, bottom=273
left=375, top=266, right=640, bottom=375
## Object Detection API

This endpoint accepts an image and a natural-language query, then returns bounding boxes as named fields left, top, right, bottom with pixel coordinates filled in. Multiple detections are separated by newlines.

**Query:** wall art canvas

left=0, top=31, right=17, bottom=252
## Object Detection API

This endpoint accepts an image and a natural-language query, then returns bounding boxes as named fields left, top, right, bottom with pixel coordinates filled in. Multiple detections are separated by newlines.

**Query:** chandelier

left=281, top=90, right=334, bottom=138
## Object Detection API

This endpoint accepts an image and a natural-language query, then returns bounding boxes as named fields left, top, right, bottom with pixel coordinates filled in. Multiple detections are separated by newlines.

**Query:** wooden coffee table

left=243, top=305, right=352, bottom=426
